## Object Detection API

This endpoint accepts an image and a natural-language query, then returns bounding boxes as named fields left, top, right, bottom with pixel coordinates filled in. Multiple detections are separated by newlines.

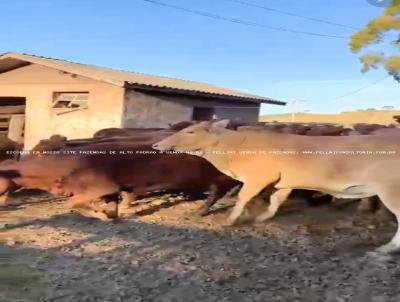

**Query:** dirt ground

left=0, top=191, right=400, bottom=302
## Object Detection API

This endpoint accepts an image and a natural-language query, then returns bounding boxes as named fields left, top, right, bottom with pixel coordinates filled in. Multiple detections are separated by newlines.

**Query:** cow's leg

left=66, top=185, right=118, bottom=219
left=68, top=195, right=114, bottom=222
left=119, top=191, right=136, bottom=209
left=0, top=178, right=16, bottom=205
left=255, top=188, right=293, bottom=222
left=66, top=192, right=105, bottom=209
left=376, top=215, right=400, bottom=254
left=199, top=184, right=241, bottom=216
left=198, top=185, right=217, bottom=216
left=225, top=181, right=266, bottom=226
left=358, top=197, right=375, bottom=212
left=375, top=187, right=400, bottom=253
left=225, top=184, right=243, bottom=198
left=0, top=195, right=8, bottom=205
left=117, top=191, right=138, bottom=217
left=89, top=198, right=117, bottom=213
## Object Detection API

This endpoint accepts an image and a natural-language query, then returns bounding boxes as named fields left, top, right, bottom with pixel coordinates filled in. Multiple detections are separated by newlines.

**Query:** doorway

left=192, top=107, right=215, bottom=121
left=0, top=97, right=26, bottom=142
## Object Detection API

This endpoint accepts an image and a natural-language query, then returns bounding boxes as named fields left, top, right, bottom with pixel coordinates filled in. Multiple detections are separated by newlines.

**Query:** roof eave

left=124, top=82, right=286, bottom=106
left=0, top=53, right=126, bottom=87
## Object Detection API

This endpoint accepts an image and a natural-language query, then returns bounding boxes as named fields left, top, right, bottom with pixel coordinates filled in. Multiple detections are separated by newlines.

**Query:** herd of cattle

left=0, top=118, right=400, bottom=254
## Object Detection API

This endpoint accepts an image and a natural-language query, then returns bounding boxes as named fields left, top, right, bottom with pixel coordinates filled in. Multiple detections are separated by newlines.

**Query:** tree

left=350, top=0, right=400, bottom=81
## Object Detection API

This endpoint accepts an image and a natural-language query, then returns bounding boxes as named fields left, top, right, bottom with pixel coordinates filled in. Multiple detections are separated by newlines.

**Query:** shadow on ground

left=1, top=201, right=400, bottom=302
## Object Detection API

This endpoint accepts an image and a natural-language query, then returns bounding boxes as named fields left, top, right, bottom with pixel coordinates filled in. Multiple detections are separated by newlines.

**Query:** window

left=52, top=92, right=89, bottom=109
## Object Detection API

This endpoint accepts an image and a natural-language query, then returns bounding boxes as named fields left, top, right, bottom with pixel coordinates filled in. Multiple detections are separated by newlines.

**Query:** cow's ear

left=211, top=119, right=230, bottom=130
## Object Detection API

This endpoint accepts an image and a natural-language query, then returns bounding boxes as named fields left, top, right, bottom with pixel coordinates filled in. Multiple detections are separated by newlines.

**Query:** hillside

left=260, top=110, right=400, bottom=126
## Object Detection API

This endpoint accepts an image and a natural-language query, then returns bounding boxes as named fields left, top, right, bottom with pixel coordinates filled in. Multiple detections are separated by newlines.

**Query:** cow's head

left=152, top=120, right=230, bottom=153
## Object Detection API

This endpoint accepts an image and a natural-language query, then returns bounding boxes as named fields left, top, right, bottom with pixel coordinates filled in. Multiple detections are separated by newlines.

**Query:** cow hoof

left=254, top=213, right=274, bottom=223
left=253, top=219, right=269, bottom=226
left=198, top=207, right=210, bottom=217
left=374, top=242, right=400, bottom=255
left=253, top=218, right=265, bottom=225
left=221, top=219, right=237, bottom=228
left=221, top=224, right=233, bottom=229
left=74, top=209, right=112, bottom=222
left=357, top=198, right=374, bottom=212
left=117, top=208, right=137, bottom=218
left=366, top=250, right=393, bottom=262
left=87, top=210, right=111, bottom=222
left=97, top=215, right=112, bottom=222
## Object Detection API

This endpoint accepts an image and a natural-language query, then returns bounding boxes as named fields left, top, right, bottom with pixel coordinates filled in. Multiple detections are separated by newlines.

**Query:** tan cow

left=153, top=120, right=400, bottom=254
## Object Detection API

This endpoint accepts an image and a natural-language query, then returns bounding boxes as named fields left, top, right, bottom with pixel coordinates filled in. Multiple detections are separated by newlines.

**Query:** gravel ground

left=0, top=191, right=399, bottom=302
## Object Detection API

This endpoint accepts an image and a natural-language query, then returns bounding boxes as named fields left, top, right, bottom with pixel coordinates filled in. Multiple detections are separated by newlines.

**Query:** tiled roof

left=0, top=52, right=285, bottom=105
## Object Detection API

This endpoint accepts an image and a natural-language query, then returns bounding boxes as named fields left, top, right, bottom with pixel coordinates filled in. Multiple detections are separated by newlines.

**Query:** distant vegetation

left=260, top=109, right=400, bottom=126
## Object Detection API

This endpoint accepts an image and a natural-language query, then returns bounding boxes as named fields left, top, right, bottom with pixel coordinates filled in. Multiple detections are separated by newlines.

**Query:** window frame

left=52, top=92, right=89, bottom=111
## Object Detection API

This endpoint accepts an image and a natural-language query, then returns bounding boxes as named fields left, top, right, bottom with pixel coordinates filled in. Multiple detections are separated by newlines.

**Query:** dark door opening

left=0, top=97, right=26, bottom=142
left=192, top=107, right=215, bottom=121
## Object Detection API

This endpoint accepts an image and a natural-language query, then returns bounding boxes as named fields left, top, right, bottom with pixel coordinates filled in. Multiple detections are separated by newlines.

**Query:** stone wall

left=157, top=94, right=261, bottom=122
left=123, top=91, right=261, bottom=126
left=123, top=91, right=192, bottom=128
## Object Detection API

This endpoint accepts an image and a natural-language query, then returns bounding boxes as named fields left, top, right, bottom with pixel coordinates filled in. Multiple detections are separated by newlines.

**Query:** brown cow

left=0, top=137, right=22, bottom=162
left=280, top=124, right=310, bottom=135
left=169, top=121, right=197, bottom=131
left=240, top=123, right=352, bottom=136
left=0, top=140, right=240, bottom=219
left=263, top=123, right=288, bottom=132
left=93, top=127, right=166, bottom=139
left=370, top=127, right=400, bottom=136
left=169, top=120, right=245, bottom=132
left=32, top=135, right=68, bottom=154
left=305, top=124, right=350, bottom=136
left=88, top=125, right=248, bottom=215
left=93, top=121, right=206, bottom=139
left=352, top=123, right=394, bottom=135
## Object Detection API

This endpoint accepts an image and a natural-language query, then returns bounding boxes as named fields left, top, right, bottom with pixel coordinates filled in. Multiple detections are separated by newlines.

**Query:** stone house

left=0, top=53, right=285, bottom=149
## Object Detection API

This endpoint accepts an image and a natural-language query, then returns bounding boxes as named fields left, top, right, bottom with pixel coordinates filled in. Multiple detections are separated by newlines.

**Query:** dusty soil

left=0, top=191, right=399, bottom=302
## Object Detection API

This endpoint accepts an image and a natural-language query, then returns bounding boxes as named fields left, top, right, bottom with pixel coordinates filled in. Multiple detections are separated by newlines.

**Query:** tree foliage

left=350, top=0, right=400, bottom=81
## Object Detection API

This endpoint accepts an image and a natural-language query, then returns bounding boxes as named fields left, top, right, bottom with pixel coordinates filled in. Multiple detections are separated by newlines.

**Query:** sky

left=0, top=0, right=398, bottom=115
